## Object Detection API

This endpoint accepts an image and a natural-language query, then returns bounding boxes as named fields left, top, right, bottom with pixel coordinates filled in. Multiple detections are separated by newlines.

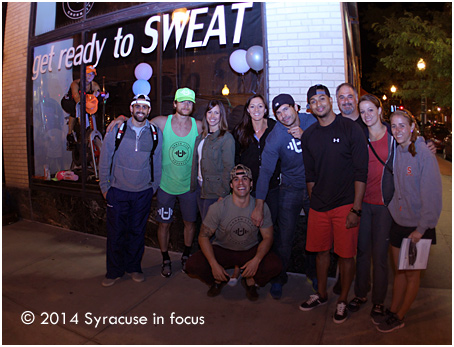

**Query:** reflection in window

left=35, top=2, right=56, bottom=35
left=33, top=40, right=73, bottom=179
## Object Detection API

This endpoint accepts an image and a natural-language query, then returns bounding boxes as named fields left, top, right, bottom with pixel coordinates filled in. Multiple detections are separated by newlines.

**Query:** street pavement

left=2, top=158, right=451, bottom=345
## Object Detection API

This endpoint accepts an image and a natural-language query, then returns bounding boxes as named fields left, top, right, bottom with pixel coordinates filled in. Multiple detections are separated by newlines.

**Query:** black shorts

left=390, top=220, right=436, bottom=248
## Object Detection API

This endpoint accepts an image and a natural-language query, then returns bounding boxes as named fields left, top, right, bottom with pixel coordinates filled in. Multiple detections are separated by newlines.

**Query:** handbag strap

left=368, top=138, right=393, bottom=175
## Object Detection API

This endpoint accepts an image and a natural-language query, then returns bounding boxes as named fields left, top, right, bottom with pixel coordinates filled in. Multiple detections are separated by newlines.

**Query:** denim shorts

left=156, top=188, right=198, bottom=223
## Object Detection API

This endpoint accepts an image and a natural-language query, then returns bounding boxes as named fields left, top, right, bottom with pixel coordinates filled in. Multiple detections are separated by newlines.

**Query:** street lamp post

left=417, top=58, right=427, bottom=126
left=390, top=85, right=397, bottom=112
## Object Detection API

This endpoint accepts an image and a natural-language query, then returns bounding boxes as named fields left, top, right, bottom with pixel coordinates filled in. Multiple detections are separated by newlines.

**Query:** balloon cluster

left=132, top=63, right=153, bottom=95
left=229, top=45, right=264, bottom=75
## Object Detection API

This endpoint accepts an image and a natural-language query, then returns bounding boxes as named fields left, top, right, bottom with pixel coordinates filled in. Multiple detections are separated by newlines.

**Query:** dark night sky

left=357, top=2, right=449, bottom=93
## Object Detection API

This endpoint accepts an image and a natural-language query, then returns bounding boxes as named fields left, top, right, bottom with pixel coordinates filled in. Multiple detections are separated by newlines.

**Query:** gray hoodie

left=388, top=137, right=442, bottom=235
left=99, top=118, right=162, bottom=195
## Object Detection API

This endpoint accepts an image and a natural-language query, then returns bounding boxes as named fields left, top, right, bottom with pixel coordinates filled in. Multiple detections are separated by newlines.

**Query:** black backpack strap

left=149, top=124, right=158, bottom=182
left=110, top=121, right=127, bottom=176
left=368, top=138, right=393, bottom=175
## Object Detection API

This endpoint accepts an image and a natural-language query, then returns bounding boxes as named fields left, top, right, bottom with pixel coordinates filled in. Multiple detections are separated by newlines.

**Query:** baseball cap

left=272, top=94, right=295, bottom=114
left=230, top=164, right=253, bottom=182
left=307, top=84, right=330, bottom=102
left=86, top=65, right=97, bottom=75
left=131, top=94, right=151, bottom=108
left=175, top=88, right=196, bottom=103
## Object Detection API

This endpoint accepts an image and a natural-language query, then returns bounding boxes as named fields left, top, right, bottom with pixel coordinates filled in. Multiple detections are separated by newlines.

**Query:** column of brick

left=2, top=2, right=31, bottom=189
left=265, top=2, right=345, bottom=113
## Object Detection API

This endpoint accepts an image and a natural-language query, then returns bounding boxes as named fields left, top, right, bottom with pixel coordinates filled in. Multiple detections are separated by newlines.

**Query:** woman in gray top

left=376, top=110, right=442, bottom=333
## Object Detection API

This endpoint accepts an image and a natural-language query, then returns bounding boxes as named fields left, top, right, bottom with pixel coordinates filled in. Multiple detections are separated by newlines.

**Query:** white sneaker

left=127, top=272, right=145, bottom=283
left=101, top=277, right=121, bottom=287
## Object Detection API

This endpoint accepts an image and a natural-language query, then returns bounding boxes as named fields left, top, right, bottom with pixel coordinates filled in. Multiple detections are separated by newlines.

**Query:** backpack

left=110, top=121, right=159, bottom=182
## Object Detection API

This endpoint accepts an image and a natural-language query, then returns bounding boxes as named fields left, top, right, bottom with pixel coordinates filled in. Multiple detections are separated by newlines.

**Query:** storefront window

left=32, top=39, right=75, bottom=180
left=34, top=2, right=141, bottom=36
left=30, top=2, right=265, bottom=188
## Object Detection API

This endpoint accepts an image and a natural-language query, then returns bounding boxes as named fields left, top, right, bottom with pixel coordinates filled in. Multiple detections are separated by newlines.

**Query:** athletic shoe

left=127, top=272, right=145, bottom=283
left=207, top=282, right=225, bottom=297
left=347, top=296, right=367, bottom=312
left=227, top=277, right=239, bottom=287
left=242, top=278, right=259, bottom=301
left=181, top=256, right=189, bottom=273
left=333, top=301, right=348, bottom=324
left=372, top=308, right=393, bottom=325
left=377, top=313, right=405, bottom=333
left=370, top=304, right=386, bottom=324
left=161, top=260, right=172, bottom=278
left=299, top=293, right=328, bottom=311
left=270, top=283, right=282, bottom=300
left=101, top=276, right=121, bottom=287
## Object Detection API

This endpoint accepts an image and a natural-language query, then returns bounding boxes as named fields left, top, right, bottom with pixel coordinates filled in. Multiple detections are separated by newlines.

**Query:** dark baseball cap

left=272, top=94, right=295, bottom=114
left=307, top=84, right=331, bottom=102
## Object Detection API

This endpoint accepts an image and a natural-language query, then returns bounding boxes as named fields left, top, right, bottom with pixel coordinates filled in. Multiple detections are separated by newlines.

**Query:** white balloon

left=134, top=63, right=153, bottom=80
left=132, top=79, right=151, bottom=96
left=229, top=49, right=250, bottom=74
left=246, top=45, right=264, bottom=72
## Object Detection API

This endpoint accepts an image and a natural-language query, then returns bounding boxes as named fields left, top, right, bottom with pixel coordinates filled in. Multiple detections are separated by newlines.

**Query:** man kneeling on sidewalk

left=185, top=165, right=282, bottom=301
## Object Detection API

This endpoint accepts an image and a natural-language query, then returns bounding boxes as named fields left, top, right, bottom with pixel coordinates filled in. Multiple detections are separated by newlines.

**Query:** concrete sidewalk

left=2, top=214, right=452, bottom=345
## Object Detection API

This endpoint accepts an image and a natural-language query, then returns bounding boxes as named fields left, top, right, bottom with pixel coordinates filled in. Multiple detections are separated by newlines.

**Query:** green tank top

left=160, top=115, right=198, bottom=194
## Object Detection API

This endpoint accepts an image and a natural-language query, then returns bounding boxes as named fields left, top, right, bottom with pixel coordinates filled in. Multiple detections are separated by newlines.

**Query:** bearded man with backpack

left=99, top=94, right=162, bottom=287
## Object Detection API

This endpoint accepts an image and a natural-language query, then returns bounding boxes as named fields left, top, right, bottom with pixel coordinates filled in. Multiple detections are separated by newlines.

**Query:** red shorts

left=306, top=204, right=359, bottom=258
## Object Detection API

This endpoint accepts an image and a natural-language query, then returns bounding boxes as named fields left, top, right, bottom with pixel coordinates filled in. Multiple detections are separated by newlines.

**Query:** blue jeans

left=105, top=187, right=154, bottom=278
left=354, top=202, right=392, bottom=304
left=252, top=186, right=279, bottom=226
left=273, top=183, right=310, bottom=285
left=196, top=182, right=218, bottom=222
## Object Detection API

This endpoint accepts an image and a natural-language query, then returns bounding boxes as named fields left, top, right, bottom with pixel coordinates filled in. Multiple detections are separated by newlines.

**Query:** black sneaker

left=161, top=260, right=172, bottom=278
left=299, top=293, right=328, bottom=311
left=370, top=304, right=385, bottom=325
left=241, top=278, right=259, bottom=301
left=207, top=282, right=225, bottom=297
left=377, top=313, right=405, bottom=333
left=347, top=296, right=367, bottom=312
left=181, top=256, right=189, bottom=273
left=372, top=307, right=393, bottom=325
left=333, top=301, right=348, bottom=324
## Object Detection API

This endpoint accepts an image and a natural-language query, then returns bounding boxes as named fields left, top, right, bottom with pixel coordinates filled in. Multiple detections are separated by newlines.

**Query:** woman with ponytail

left=375, top=109, right=442, bottom=333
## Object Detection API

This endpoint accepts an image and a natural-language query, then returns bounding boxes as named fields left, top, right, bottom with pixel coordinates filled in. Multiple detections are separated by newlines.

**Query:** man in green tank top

left=105, top=88, right=202, bottom=278
left=151, top=88, right=202, bottom=278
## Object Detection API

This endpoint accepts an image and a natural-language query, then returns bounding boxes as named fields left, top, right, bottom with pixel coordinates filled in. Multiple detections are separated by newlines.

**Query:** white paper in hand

left=398, top=238, right=432, bottom=270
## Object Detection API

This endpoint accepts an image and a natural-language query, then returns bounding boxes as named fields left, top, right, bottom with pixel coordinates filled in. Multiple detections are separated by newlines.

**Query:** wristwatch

left=350, top=208, right=362, bottom=217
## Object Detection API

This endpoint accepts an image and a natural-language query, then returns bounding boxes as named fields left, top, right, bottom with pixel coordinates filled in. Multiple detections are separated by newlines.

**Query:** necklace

left=253, top=120, right=267, bottom=133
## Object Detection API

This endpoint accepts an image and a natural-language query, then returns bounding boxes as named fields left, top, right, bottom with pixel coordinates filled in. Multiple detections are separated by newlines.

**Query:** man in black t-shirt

left=299, top=85, right=368, bottom=324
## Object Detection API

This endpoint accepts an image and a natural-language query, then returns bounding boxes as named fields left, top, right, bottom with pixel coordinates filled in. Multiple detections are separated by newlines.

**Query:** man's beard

left=133, top=113, right=147, bottom=122
left=340, top=104, right=355, bottom=115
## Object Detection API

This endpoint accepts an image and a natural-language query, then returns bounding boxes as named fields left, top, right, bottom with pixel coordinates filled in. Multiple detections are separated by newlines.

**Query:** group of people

left=98, top=82, right=442, bottom=334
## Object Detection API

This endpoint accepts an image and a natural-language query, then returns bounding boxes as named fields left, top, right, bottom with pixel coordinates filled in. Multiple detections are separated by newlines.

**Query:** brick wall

left=3, top=2, right=31, bottom=189
left=265, top=2, right=345, bottom=113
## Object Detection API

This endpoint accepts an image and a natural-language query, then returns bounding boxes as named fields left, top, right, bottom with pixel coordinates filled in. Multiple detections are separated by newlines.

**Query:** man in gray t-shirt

left=185, top=165, right=282, bottom=301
